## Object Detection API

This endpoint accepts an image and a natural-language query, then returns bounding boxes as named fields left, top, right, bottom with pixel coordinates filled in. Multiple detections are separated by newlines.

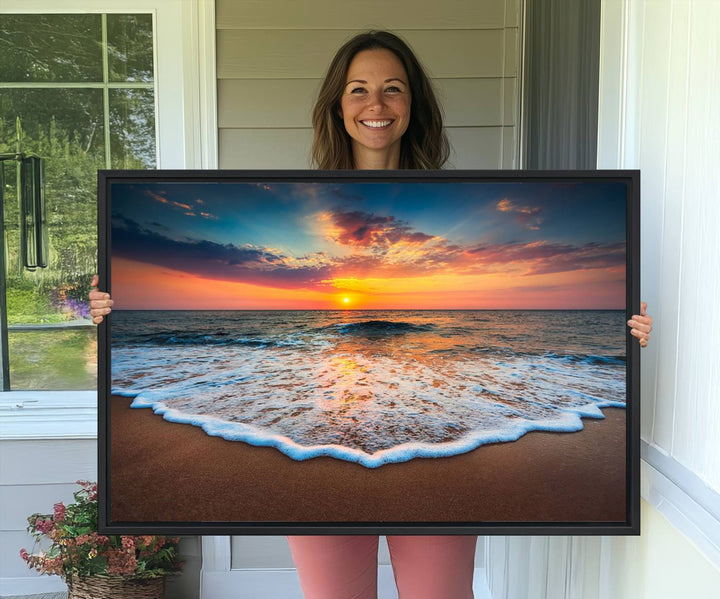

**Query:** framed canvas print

left=98, top=169, right=640, bottom=535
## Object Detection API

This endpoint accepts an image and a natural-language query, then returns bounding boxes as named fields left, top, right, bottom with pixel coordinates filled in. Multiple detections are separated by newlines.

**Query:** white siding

left=216, top=1, right=515, bottom=30
left=597, top=0, right=720, bottom=491
left=0, top=439, right=96, bottom=584
left=216, top=0, right=522, bottom=170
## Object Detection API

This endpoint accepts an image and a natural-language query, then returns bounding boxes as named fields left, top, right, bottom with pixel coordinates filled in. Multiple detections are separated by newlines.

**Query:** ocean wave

left=115, top=331, right=301, bottom=349
left=543, top=352, right=626, bottom=366
left=322, top=320, right=434, bottom=337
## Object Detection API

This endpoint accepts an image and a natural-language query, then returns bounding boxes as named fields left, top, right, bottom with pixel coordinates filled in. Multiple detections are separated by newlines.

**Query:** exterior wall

left=605, top=0, right=720, bottom=495
left=216, top=0, right=522, bottom=170
left=485, top=500, right=720, bottom=599
left=602, top=500, right=720, bottom=599
left=0, top=433, right=200, bottom=599
left=486, top=0, right=720, bottom=596
left=0, top=439, right=96, bottom=592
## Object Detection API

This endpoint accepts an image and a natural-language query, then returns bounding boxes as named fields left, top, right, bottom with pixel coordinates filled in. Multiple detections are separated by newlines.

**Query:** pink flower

left=107, top=548, right=137, bottom=576
left=53, top=502, right=66, bottom=522
left=42, top=556, right=64, bottom=576
left=34, top=518, right=54, bottom=535
left=19, top=548, right=29, bottom=562
left=75, top=480, right=98, bottom=500
left=121, top=537, right=135, bottom=550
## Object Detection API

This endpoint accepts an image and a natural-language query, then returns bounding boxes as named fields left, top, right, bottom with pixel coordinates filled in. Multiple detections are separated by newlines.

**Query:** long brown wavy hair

left=311, top=31, right=449, bottom=170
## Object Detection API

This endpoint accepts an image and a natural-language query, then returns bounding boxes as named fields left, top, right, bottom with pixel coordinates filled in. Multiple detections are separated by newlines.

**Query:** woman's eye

left=385, top=86, right=402, bottom=93
left=349, top=87, right=367, bottom=94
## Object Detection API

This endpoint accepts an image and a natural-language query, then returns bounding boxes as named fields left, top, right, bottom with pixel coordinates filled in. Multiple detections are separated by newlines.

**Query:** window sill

left=0, top=391, right=96, bottom=440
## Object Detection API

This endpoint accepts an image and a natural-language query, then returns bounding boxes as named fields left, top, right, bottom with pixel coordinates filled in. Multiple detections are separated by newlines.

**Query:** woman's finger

left=627, top=318, right=652, bottom=333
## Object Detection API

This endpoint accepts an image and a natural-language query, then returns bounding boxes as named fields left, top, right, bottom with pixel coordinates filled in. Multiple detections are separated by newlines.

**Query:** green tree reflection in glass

left=0, top=15, right=103, bottom=82
left=107, top=14, right=154, bottom=83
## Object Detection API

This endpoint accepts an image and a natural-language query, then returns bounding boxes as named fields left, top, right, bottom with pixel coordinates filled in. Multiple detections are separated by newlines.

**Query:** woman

left=90, top=31, right=653, bottom=599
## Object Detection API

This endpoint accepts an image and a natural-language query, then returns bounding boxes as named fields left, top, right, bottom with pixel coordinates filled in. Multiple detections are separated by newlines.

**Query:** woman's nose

left=366, top=89, right=385, bottom=110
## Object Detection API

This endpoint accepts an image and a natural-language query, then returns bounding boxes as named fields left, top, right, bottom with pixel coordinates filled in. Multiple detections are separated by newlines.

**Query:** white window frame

left=0, top=0, right=218, bottom=440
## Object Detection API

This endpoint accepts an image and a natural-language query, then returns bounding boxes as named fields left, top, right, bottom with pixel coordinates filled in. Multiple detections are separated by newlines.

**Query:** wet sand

left=109, top=396, right=627, bottom=526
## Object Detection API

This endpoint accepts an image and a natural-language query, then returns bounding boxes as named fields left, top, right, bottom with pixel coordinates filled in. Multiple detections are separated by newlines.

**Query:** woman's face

left=340, top=49, right=411, bottom=165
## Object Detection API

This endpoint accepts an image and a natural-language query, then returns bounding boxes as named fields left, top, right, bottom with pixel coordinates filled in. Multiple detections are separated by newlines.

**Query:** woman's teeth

left=362, top=120, right=392, bottom=128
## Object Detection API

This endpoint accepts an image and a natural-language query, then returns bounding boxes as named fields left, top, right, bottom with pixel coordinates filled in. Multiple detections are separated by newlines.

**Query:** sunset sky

left=109, top=180, right=627, bottom=310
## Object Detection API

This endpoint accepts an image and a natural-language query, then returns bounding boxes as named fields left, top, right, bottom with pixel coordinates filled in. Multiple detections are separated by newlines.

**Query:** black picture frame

left=98, top=169, right=640, bottom=536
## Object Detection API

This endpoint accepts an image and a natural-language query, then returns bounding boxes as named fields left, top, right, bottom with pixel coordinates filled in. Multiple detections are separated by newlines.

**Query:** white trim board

left=641, top=452, right=720, bottom=568
left=0, top=576, right=66, bottom=599
left=642, top=441, right=720, bottom=523
left=0, top=392, right=96, bottom=440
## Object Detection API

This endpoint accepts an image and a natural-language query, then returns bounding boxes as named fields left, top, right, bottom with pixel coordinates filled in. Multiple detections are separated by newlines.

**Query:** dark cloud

left=111, top=216, right=335, bottom=289
left=326, top=209, right=434, bottom=249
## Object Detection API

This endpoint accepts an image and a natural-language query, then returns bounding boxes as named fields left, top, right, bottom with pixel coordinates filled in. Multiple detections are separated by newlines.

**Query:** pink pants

left=287, top=535, right=477, bottom=599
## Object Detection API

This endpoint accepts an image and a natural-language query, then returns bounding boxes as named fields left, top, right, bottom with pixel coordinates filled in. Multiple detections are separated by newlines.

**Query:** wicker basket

left=67, top=575, right=164, bottom=599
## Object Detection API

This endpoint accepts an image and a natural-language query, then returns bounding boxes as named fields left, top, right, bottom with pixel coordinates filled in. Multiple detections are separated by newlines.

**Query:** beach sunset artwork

left=104, top=174, right=635, bottom=528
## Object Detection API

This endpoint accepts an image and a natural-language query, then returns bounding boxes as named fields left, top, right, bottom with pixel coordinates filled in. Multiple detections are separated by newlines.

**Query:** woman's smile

left=361, top=119, right=394, bottom=128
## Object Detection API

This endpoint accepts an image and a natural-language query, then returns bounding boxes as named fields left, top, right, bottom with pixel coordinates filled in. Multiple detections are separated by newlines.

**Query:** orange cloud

left=496, top=198, right=543, bottom=230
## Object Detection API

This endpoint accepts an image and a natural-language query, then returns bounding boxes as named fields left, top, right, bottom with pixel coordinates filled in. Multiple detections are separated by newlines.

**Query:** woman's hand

left=89, top=274, right=113, bottom=324
left=627, top=301, right=652, bottom=348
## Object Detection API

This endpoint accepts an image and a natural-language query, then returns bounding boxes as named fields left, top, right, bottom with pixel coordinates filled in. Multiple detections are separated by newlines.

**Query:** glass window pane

left=0, top=89, right=106, bottom=161
left=0, top=14, right=102, bottom=82
left=110, top=89, right=156, bottom=169
left=107, top=14, right=154, bottom=83
left=1, top=89, right=103, bottom=391
left=8, top=329, right=97, bottom=390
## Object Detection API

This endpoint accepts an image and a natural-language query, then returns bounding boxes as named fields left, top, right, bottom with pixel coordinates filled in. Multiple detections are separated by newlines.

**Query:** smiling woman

left=90, top=27, right=651, bottom=599
left=311, top=30, right=448, bottom=171
left=339, top=48, right=412, bottom=169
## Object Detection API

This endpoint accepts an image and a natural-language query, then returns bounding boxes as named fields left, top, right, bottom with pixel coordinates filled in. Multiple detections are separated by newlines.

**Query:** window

left=0, top=13, right=156, bottom=390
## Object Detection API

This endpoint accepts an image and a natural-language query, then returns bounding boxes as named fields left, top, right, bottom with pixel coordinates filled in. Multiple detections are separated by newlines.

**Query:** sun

left=335, top=293, right=360, bottom=309
left=337, top=295, right=353, bottom=308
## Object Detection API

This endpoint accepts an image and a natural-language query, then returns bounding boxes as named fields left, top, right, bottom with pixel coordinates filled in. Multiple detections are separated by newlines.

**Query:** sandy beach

left=109, top=395, right=627, bottom=525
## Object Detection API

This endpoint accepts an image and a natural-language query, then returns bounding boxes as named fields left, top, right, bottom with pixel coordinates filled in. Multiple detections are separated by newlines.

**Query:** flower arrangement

left=20, top=481, right=182, bottom=585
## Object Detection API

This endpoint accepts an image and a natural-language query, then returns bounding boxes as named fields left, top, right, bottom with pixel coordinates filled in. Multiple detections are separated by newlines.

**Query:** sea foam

left=112, top=310, right=627, bottom=468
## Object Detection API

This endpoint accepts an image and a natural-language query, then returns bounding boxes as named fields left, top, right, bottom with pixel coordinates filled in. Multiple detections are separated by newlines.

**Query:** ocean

left=111, top=310, right=626, bottom=468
